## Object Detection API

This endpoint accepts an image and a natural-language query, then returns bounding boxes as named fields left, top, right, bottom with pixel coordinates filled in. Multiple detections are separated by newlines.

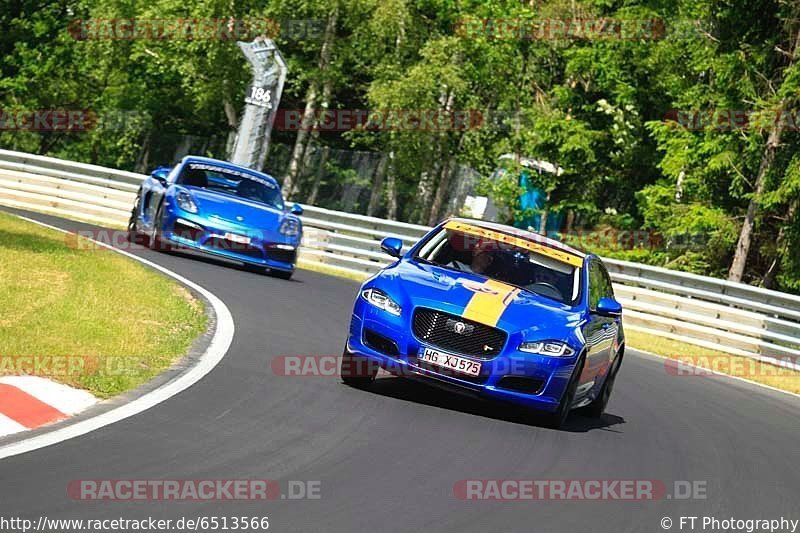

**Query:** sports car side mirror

left=380, top=237, right=403, bottom=258
left=595, top=297, right=622, bottom=317
left=150, top=167, right=170, bottom=187
left=290, top=203, right=304, bottom=215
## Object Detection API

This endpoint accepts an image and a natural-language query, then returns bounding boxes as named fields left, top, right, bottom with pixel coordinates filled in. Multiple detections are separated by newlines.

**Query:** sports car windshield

left=415, top=226, right=582, bottom=305
left=176, top=163, right=284, bottom=210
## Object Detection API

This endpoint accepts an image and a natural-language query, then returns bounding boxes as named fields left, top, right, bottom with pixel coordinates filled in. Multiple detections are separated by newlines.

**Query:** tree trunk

left=762, top=199, right=798, bottom=289
left=223, top=94, right=239, bottom=160
left=367, top=153, right=389, bottom=217
left=283, top=84, right=318, bottom=199
left=306, top=145, right=330, bottom=206
left=385, top=151, right=398, bottom=220
left=415, top=89, right=454, bottom=223
left=728, top=108, right=787, bottom=282
left=728, top=28, right=800, bottom=282
left=427, top=158, right=454, bottom=225
left=282, top=4, right=338, bottom=199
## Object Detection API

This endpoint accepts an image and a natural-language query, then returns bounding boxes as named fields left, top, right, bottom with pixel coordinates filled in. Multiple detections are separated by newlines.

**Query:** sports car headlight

left=360, top=288, right=402, bottom=316
left=176, top=191, right=198, bottom=214
left=279, top=218, right=301, bottom=236
left=519, top=341, right=575, bottom=357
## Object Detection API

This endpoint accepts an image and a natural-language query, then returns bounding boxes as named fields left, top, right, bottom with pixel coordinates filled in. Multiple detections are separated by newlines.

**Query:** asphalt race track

left=2, top=208, right=799, bottom=533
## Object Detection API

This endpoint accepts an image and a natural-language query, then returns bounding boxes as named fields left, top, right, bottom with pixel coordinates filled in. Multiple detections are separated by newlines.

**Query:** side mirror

left=290, top=203, right=304, bottom=215
left=150, top=167, right=170, bottom=186
left=380, top=237, right=403, bottom=258
left=595, top=297, right=622, bottom=317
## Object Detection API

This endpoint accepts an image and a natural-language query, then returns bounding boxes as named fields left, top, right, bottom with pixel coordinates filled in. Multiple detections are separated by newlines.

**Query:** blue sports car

left=341, top=219, right=625, bottom=428
left=128, top=156, right=303, bottom=279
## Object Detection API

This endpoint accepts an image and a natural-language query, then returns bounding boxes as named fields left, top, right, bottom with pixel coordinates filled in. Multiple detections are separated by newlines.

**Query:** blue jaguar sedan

left=341, top=219, right=625, bottom=428
left=128, top=156, right=303, bottom=279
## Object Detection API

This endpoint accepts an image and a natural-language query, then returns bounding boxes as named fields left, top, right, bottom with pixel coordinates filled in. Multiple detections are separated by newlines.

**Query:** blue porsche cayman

left=128, top=156, right=303, bottom=279
left=341, top=219, right=625, bottom=428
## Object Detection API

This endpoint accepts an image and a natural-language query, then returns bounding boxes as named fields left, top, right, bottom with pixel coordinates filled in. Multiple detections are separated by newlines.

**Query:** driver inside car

left=236, top=179, right=263, bottom=202
left=449, top=240, right=495, bottom=275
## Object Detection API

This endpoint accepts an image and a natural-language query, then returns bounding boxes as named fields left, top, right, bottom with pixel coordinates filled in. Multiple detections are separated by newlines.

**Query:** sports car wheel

left=148, top=202, right=169, bottom=252
left=340, top=347, right=378, bottom=387
left=541, top=352, right=586, bottom=429
left=127, top=193, right=143, bottom=244
left=584, top=352, right=622, bottom=418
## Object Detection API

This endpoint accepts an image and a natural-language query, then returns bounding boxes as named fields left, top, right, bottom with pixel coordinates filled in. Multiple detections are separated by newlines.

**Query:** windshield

left=176, top=162, right=284, bottom=210
left=414, top=226, right=582, bottom=305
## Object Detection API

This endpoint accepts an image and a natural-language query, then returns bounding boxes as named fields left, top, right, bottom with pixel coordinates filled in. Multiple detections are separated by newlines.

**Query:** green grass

left=0, top=212, right=207, bottom=398
left=625, top=329, right=800, bottom=394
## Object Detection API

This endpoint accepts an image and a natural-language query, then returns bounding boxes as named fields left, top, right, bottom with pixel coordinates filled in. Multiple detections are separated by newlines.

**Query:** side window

left=598, top=263, right=615, bottom=299
left=588, top=261, right=602, bottom=310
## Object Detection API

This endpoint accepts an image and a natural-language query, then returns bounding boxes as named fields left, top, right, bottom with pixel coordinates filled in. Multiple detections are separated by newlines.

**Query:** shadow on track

left=357, top=375, right=626, bottom=433
left=157, top=247, right=304, bottom=283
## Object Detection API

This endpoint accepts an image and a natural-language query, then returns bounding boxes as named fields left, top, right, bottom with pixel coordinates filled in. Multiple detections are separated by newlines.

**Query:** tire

left=127, top=193, right=143, bottom=244
left=269, top=269, right=293, bottom=280
left=584, top=351, right=623, bottom=418
left=540, top=352, right=586, bottom=429
left=148, top=202, right=169, bottom=252
left=340, top=347, right=378, bottom=387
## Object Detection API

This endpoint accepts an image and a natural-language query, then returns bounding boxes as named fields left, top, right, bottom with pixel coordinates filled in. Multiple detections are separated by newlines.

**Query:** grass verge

left=0, top=212, right=207, bottom=398
left=624, top=329, right=800, bottom=395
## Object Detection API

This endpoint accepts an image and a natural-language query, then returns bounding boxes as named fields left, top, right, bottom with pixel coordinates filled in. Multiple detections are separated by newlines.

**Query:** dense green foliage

left=1, top=0, right=799, bottom=292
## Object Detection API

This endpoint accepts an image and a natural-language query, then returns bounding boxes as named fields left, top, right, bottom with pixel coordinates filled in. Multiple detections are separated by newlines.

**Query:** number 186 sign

left=245, top=85, right=272, bottom=109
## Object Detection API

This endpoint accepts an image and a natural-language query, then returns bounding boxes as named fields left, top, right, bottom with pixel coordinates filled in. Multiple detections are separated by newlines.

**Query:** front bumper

left=347, top=297, right=580, bottom=413
left=161, top=210, right=300, bottom=272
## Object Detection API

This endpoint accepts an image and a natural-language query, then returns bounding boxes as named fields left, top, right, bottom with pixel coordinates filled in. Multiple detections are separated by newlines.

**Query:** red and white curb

left=0, top=376, right=97, bottom=437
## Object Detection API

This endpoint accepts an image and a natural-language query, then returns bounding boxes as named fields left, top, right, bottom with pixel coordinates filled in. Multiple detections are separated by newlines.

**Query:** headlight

left=279, top=218, right=301, bottom=236
left=518, top=341, right=575, bottom=357
left=176, top=191, right=198, bottom=213
left=361, top=288, right=402, bottom=316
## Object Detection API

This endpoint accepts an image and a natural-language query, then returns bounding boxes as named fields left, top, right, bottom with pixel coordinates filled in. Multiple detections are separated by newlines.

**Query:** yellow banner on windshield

left=444, top=220, right=584, bottom=268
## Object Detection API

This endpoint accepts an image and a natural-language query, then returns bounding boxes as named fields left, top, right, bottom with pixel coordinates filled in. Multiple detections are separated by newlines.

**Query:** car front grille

left=412, top=308, right=507, bottom=359
left=205, top=237, right=264, bottom=259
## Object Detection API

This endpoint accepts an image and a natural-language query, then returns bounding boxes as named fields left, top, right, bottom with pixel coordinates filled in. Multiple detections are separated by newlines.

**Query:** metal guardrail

left=0, top=149, right=799, bottom=367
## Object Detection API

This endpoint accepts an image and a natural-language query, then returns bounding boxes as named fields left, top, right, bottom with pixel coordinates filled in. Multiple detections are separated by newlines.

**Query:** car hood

left=183, top=187, right=287, bottom=229
left=371, top=259, right=583, bottom=337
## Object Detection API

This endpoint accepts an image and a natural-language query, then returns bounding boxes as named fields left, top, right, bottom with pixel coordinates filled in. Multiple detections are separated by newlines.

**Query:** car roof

left=446, top=217, right=587, bottom=259
left=180, top=156, right=280, bottom=186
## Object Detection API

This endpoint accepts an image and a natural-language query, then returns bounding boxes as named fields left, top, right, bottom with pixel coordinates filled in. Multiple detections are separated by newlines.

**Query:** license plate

left=419, top=347, right=481, bottom=377
left=224, top=232, right=251, bottom=244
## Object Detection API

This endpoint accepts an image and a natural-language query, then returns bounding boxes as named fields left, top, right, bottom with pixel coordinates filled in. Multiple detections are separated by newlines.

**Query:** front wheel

left=148, top=202, right=169, bottom=251
left=340, top=348, right=378, bottom=387
left=540, top=352, right=586, bottom=429
left=584, top=352, right=622, bottom=418
left=127, top=193, right=143, bottom=243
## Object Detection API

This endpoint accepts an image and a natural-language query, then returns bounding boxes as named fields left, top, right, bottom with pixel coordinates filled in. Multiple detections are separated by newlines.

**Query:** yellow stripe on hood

left=461, top=279, right=521, bottom=326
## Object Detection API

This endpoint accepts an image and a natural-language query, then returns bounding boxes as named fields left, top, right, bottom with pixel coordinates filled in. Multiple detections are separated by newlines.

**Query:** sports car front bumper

left=161, top=211, right=300, bottom=272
